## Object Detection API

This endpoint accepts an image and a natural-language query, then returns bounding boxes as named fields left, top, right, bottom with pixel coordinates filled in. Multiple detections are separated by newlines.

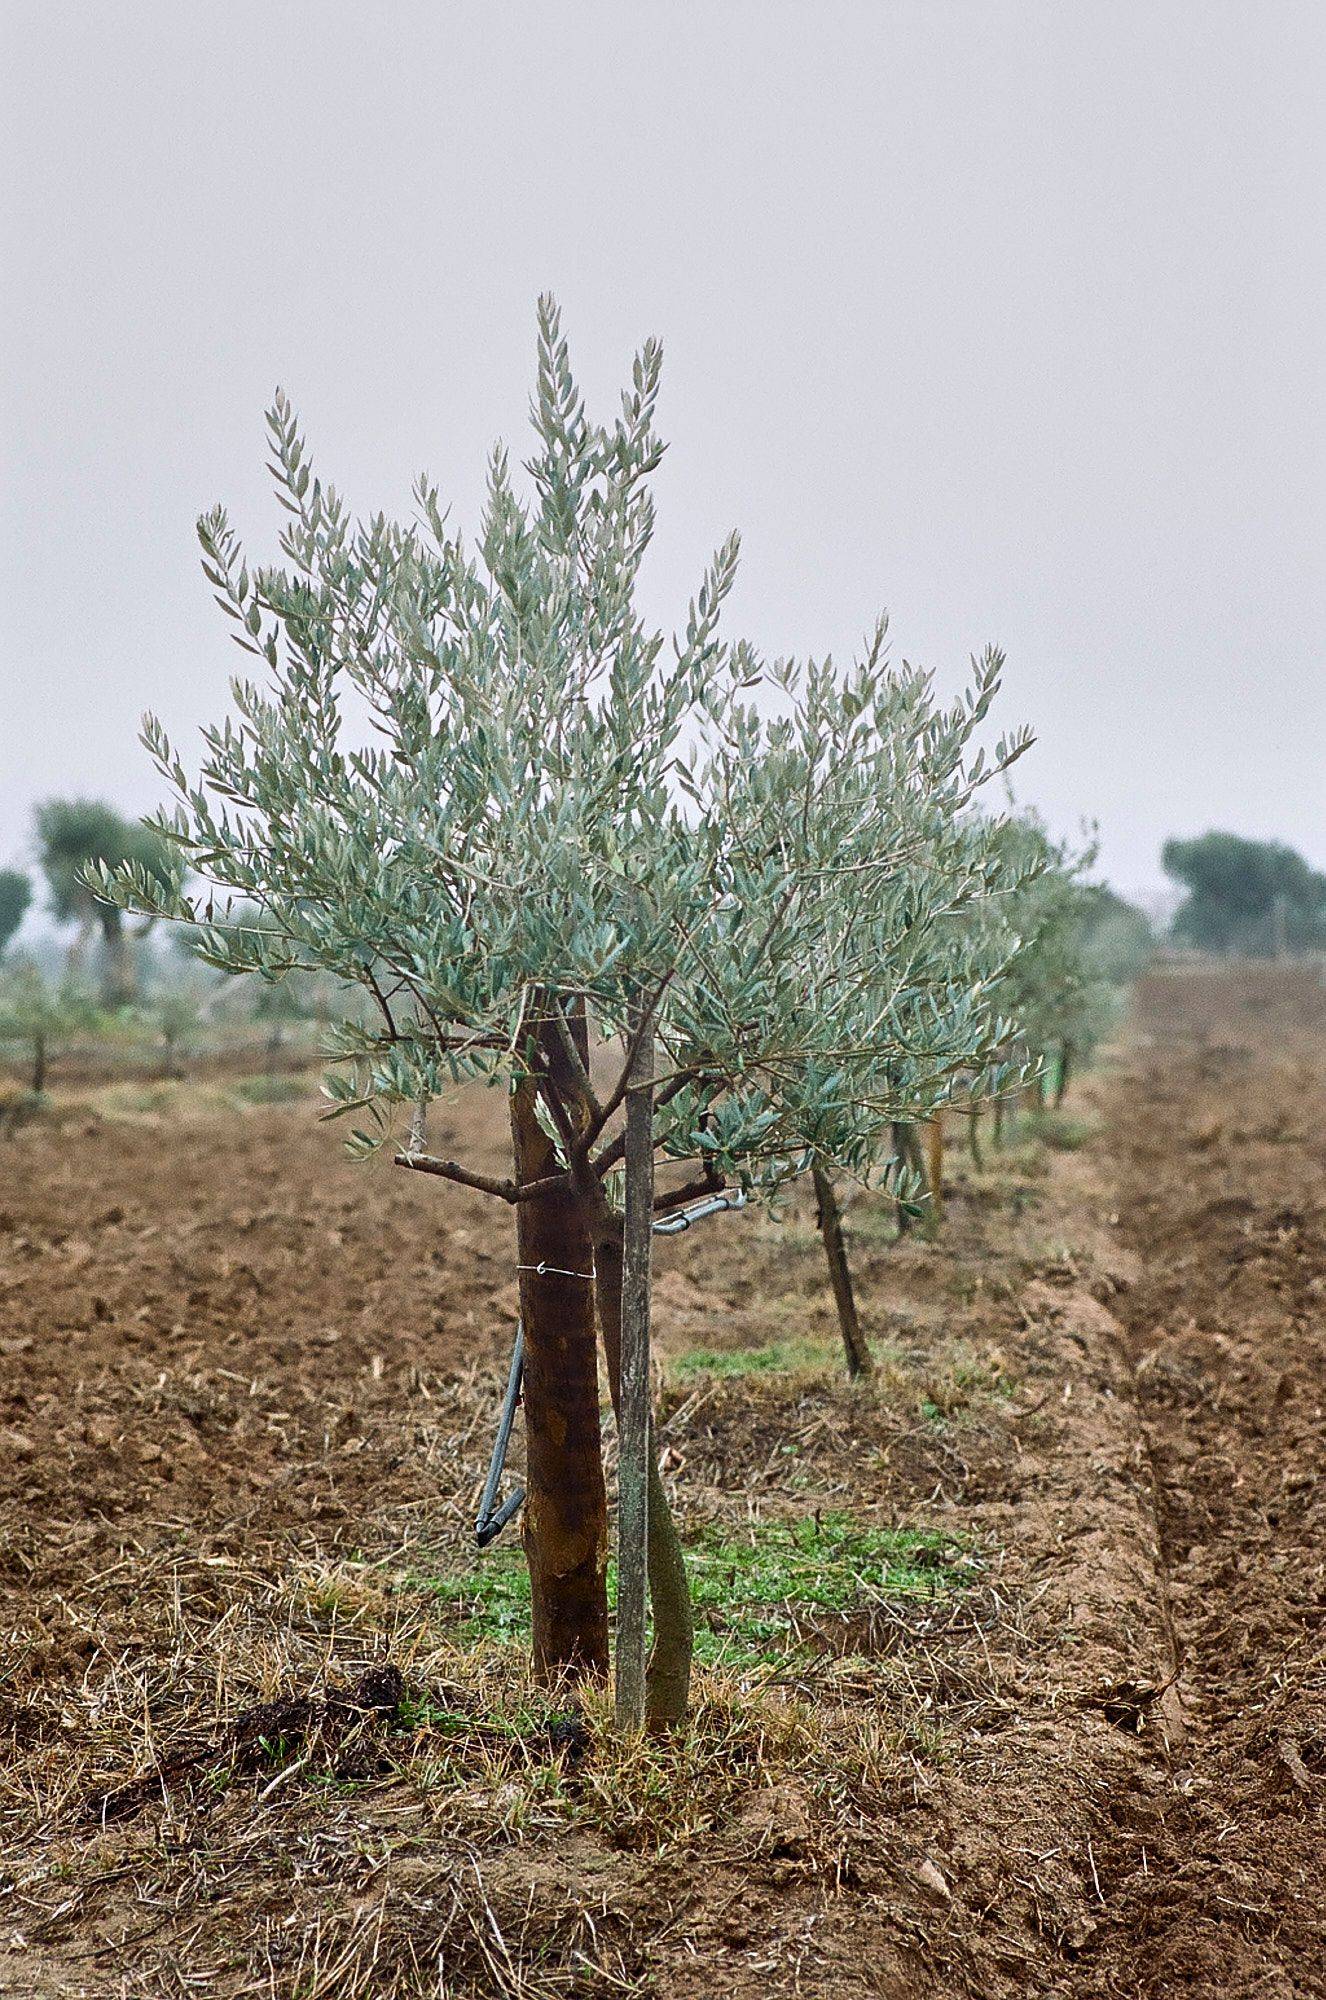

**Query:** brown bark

left=1054, top=1041, right=1073, bottom=1110
left=811, top=1165, right=873, bottom=1379
left=968, top=1104, right=983, bottom=1169
left=509, top=1070, right=609, bottom=1683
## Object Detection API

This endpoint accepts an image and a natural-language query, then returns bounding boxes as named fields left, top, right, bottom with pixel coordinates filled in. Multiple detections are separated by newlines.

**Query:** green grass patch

left=420, top=1512, right=974, bottom=1671
left=230, top=1072, right=310, bottom=1105
left=1021, top=1107, right=1096, bottom=1151
left=671, top=1334, right=839, bottom=1380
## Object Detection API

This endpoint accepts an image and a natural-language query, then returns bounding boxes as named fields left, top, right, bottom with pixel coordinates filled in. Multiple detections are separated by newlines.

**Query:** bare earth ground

left=0, top=966, right=1321, bottom=1997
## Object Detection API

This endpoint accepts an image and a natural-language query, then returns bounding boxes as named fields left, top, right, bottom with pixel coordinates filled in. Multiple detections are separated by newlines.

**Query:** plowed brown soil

left=1082, top=967, right=1326, bottom=1998
left=0, top=965, right=1322, bottom=1997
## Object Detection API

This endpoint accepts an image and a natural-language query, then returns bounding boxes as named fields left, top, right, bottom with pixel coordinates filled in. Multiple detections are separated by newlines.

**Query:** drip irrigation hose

left=651, top=1188, right=748, bottom=1235
left=473, top=1187, right=749, bottom=1546
left=474, top=1325, right=527, bottom=1548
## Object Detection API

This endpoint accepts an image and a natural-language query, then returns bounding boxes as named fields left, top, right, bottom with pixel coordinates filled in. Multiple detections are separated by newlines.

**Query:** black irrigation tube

left=474, top=1329, right=528, bottom=1548
left=473, top=1189, right=748, bottom=1547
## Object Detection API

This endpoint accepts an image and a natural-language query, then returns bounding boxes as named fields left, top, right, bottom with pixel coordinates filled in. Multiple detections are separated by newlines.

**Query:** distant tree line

left=0, top=797, right=356, bottom=1094
left=1163, top=831, right=1326, bottom=958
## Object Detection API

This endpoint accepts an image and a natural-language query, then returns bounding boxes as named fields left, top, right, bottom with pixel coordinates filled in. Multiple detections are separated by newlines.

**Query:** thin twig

left=653, top=1167, right=724, bottom=1214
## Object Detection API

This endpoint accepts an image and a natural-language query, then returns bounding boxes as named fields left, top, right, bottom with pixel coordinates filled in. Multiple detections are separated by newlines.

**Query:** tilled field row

left=1, top=968, right=1321, bottom=1997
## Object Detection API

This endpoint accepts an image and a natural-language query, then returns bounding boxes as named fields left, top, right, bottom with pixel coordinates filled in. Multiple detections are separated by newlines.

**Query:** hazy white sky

left=3, top=1, right=1323, bottom=907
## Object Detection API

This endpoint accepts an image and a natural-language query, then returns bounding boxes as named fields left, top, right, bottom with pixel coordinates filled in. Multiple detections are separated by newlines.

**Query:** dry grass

left=3, top=1528, right=965, bottom=1998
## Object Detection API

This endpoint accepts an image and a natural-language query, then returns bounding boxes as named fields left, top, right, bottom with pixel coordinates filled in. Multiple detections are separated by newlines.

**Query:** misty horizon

left=3, top=2, right=1324, bottom=916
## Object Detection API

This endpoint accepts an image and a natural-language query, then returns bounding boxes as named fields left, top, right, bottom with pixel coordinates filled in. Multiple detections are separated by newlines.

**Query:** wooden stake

left=926, top=1113, right=944, bottom=1224
left=615, top=1015, right=654, bottom=1732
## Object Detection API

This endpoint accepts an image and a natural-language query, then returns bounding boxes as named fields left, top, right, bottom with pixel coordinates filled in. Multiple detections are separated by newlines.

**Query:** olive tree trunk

left=509, top=1075, right=610, bottom=1683
left=99, top=908, right=137, bottom=1009
left=811, top=1164, right=873, bottom=1378
left=1053, top=1041, right=1073, bottom=1110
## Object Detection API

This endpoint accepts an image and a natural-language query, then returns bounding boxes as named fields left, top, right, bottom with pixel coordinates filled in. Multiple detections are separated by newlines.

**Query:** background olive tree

left=0, top=963, right=98, bottom=1095
left=1163, top=831, right=1326, bottom=958
left=975, top=813, right=1150, bottom=1133
left=0, top=870, right=31, bottom=960
left=36, top=799, right=179, bottom=1007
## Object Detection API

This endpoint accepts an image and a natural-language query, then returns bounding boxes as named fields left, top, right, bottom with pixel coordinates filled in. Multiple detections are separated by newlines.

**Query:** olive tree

left=0, top=963, right=98, bottom=1094
left=0, top=870, right=31, bottom=960
left=808, top=969, right=1032, bottom=1373
left=982, top=814, right=1134, bottom=1120
left=100, top=299, right=1030, bottom=1723
left=768, top=736, right=1040, bottom=1376
left=36, top=799, right=179, bottom=1007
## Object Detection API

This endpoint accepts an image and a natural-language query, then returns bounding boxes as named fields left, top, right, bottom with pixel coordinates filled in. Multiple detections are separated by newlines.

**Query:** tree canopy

left=100, top=298, right=1033, bottom=1196
left=981, top=816, right=1150, bottom=1081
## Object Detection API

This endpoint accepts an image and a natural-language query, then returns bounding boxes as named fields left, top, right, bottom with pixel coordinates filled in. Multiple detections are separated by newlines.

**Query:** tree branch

left=653, top=1167, right=724, bottom=1214
left=592, top=1066, right=703, bottom=1176
left=393, top=1152, right=571, bottom=1204
left=549, top=1005, right=603, bottom=1126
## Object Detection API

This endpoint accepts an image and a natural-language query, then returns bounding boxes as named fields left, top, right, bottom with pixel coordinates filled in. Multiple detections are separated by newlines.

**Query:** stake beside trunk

left=614, top=1020, right=654, bottom=1731
left=925, top=1114, right=944, bottom=1226
left=595, top=1226, right=694, bottom=1729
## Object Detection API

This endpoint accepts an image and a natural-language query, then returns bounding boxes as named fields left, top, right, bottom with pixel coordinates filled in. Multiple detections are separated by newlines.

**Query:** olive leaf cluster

left=96, top=298, right=1035, bottom=1199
